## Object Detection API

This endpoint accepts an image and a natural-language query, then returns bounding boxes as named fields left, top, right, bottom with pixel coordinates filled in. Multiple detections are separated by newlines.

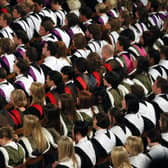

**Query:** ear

left=58, top=100, right=62, bottom=109
left=146, top=137, right=151, bottom=144
left=76, top=97, right=80, bottom=106
left=157, top=87, right=162, bottom=94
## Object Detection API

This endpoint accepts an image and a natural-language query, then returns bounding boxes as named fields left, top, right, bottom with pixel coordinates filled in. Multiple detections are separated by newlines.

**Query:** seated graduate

left=0, top=126, right=25, bottom=168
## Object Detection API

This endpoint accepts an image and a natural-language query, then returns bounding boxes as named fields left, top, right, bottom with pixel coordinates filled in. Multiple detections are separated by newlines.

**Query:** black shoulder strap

left=105, top=129, right=111, bottom=139
left=114, top=134, right=123, bottom=146
left=123, top=118, right=141, bottom=136
left=75, top=146, right=93, bottom=168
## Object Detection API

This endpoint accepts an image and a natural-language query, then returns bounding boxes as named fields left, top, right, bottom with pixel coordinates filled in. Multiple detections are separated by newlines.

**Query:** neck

left=0, top=78, right=5, bottom=82
left=149, top=142, right=160, bottom=147
left=76, top=135, right=85, bottom=143
left=3, top=139, right=12, bottom=145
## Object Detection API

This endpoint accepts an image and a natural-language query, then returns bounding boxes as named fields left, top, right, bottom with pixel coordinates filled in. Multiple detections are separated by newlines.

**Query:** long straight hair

left=58, top=136, right=78, bottom=168
left=30, top=82, right=45, bottom=106
left=23, top=114, right=48, bottom=153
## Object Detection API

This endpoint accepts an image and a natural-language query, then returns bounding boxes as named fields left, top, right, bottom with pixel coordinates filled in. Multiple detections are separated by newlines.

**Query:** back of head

left=61, top=66, right=74, bottom=80
left=136, top=56, right=149, bottom=74
left=48, top=70, right=65, bottom=94
left=118, top=35, right=130, bottom=51
left=51, top=0, right=63, bottom=6
left=105, top=0, right=117, bottom=8
left=15, top=57, right=29, bottom=75
left=60, top=93, right=76, bottom=115
left=79, top=6, right=92, bottom=19
left=74, top=120, right=88, bottom=137
left=23, top=114, right=40, bottom=135
left=74, top=57, right=88, bottom=73
left=33, top=0, right=45, bottom=6
left=0, top=13, right=12, bottom=25
left=120, top=29, right=135, bottom=42
left=0, top=67, right=7, bottom=79
left=55, top=41, right=67, bottom=58
left=87, top=52, right=102, bottom=72
left=11, top=89, right=27, bottom=107
left=148, top=48, right=160, bottom=65
left=102, top=44, right=114, bottom=58
left=46, top=41, right=57, bottom=56
left=26, top=46, right=39, bottom=62
left=131, top=84, right=145, bottom=100
left=58, top=136, right=75, bottom=160
left=73, top=33, right=87, bottom=49
left=14, top=29, right=29, bottom=44
left=108, top=18, right=121, bottom=32
left=125, top=94, right=139, bottom=113
left=66, top=13, right=79, bottom=27
left=30, top=82, right=45, bottom=104
left=94, top=112, right=110, bottom=129
left=95, top=3, right=107, bottom=13
left=111, top=146, right=131, bottom=168
left=146, top=128, right=161, bottom=143
left=41, top=16, right=55, bottom=32
left=149, top=0, right=160, bottom=11
left=13, top=4, right=26, bottom=17
left=109, top=107, right=124, bottom=125
left=67, top=0, right=81, bottom=11
left=156, top=76, right=168, bottom=94
left=0, top=38, right=15, bottom=54
left=78, top=90, right=94, bottom=108
left=21, top=0, right=34, bottom=12
left=48, top=70, right=63, bottom=86
left=104, top=71, right=121, bottom=89
left=0, top=126, right=14, bottom=140
left=125, top=136, right=144, bottom=156
left=87, top=23, right=102, bottom=40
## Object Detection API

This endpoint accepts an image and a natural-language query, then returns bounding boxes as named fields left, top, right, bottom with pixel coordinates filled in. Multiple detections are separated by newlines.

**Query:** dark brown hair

left=55, top=41, right=67, bottom=58
left=73, top=33, right=87, bottom=49
left=78, top=90, right=94, bottom=109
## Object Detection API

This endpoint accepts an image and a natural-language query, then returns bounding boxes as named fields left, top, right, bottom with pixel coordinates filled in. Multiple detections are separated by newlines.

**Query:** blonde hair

left=30, top=82, right=45, bottom=106
left=125, top=136, right=144, bottom=156
left=11, top=89, right=27, bottom=107
left=0, top=38, right=15, bottom=54
left=67, top=0, right=81, bottom=10
left=23, top=114, right=48, bottom=153
left=95, top=3, right=107, bottom=13
left=111, top=146, right=132, bottom=168
left=58, top=136, right=78, bottom=167
left=21, top=0, right=34, bottom=11
left=105, top=0, right=117, bottom=9
left=102, top=44, right=115, bottom=56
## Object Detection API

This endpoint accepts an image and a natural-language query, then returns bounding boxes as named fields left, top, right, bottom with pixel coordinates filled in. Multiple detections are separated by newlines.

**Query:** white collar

left=95, top=129, right=107, bottom=135
left=0, top=79, right=8, bottom=84
left=117, top=51, right=128, bottom=56
left=65, top=80, right=73, bottom=85
left=78, top=136, right=88, bottom=145
left=105, top=56, right=114, bottom=62
left=4, top=141, right=18, bottom=150
left=50, top=85, right=57, bottom=91
left=106, top=86, right=112, bottom=91
left=16, top=74, right=24, bottom=80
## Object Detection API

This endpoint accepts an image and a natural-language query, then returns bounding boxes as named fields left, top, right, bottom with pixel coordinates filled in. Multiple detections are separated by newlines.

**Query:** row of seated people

left=0, top=74, right=168, bottom=140
left=0, top=38, right=168, bottom=119
left=0, top=111, right=168, bottom=168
